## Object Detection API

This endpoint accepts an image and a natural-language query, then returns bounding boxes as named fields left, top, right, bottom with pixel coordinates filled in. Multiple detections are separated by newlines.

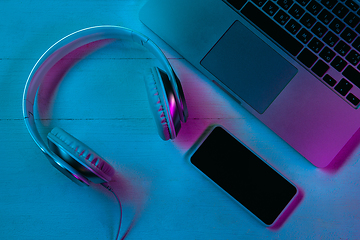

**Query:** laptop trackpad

left=201, top=21, right=298, bottom=114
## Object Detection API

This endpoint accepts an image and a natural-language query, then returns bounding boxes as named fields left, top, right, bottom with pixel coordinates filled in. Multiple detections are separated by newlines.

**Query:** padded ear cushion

left=144, top=68, right=172, bottom=140
left=47, top=127, right=115, bottom=183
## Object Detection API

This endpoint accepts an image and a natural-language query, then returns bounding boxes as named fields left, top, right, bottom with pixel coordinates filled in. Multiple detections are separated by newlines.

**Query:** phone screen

left=190, top=126, right=297, bottom=226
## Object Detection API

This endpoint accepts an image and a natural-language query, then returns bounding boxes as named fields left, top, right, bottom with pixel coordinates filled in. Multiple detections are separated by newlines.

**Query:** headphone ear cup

left=144, top=68, right=172, bottom=140
left=47, top=127, right=115, bottom=183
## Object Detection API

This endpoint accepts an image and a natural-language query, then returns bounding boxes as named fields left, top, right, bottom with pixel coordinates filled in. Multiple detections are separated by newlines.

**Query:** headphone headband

left=22, top=25, right=188, bottom=184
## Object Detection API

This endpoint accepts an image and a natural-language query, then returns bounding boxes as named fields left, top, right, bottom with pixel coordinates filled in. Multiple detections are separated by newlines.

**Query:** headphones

left=22, top=25, right=188, bottom=186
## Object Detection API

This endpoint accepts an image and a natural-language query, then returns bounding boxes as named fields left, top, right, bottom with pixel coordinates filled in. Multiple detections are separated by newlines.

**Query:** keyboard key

left=297, top=28, right=313, bottom=43
left=241, top=3, right=304, bottom=56
left=312, top=60, right=329, bottom=77
left=320, top=46, right=336, bottom=62
left=298, top=48, right=318, bottom=67
left=334, top=40, right=351, bottom=56
left=346, top=50, right=360, bottom=65
left=274, top=10, right=290, bottom=25
left=306, top=0, right=323, bottom=16
left=277, top=0, right=294, bottom=10
left=323, top=31, right=339, bottom=47
left=346, top=0, right=359, bottom=11
left=285, top=19, right=302, bottom=34
left=251, top=0, right=267, bottom=7
left=335, top=78, right=352, bottom=96
left=289, top=3, right=305, bottom=19
left=329, top=18, right=346, bottom=34
left=343, top=65, right=360, bottom=88
left=332, top=3, right=349, bottom=19
left=321, top=0, right=337, bottom=9
left=341, top=27, right=357, bottom=43
left=263, top=1, right=279, bottom=16
left=227, top=0, right=247, bottom=10
left=352, top=37, right=360, bottom=52
left=317, top=9, right=334, bottom=25
left=347, top=93, right=360, bottom=106
left=308, top=37, right=324, bottom=53
left=296, top=0, right=310, bottom=6
left=311, top=22, right=327, bottom=37
left=323, top=74, right=337, bottom=86
left=300, top=13, right=316, bottom=28
left=331, top=56, right=347, bottom=72
left=344, top=12, right=360, bottom=28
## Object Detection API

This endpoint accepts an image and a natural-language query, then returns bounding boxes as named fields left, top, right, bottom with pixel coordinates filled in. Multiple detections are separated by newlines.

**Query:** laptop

left=139, top=0, right=360, bottom=168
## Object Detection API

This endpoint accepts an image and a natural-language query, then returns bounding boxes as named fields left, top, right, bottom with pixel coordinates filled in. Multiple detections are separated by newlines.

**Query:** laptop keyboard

left=225, top=0, right=360, bottom=108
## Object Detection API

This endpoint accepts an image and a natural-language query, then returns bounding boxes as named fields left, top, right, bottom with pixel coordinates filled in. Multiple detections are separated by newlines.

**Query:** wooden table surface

left=1, top=0, right=359, bottom=239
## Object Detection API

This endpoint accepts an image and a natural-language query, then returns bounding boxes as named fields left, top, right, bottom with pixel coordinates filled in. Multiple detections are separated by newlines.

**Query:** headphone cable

left=101, top=183, right=123, bottom=240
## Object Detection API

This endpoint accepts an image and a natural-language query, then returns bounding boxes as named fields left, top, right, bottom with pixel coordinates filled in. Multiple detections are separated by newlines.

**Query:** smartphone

left=190, top=126, right=298, bottom=226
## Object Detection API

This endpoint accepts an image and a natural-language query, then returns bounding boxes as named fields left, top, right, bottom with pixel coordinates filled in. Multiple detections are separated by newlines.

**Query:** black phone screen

left=190, top=126, right=297, bottom=226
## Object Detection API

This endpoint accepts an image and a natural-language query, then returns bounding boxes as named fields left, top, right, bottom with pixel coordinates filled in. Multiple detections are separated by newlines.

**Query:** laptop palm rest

left=201, top=21, right=298, bottom=114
